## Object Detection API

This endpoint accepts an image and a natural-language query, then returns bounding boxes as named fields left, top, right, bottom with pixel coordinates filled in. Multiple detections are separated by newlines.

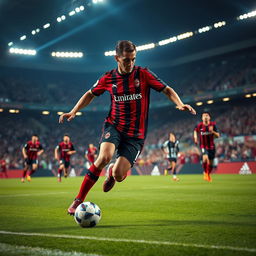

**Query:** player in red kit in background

left=55, top=134, right=76, bottom=182
left=0, top=158, right=8, bottom=178
left=22, top=135, right=44, bottom=182
left=194, top=112, right=220, bottom=182
left=85, top=143, right=97, bottom=167
left=59, top=40, right=196, bottom=215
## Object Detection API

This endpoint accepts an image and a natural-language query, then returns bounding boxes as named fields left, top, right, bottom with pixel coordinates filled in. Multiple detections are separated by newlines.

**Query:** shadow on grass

left=23, top=219, right=255, bottom=233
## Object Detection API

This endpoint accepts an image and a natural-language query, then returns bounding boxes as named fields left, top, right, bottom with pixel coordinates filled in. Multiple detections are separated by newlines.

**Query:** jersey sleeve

left=162, top=140, right=169, bottom=149
left=144, top=68, right=167, bottom=92
left=194, top=124, right=199, bottom=132
left=24, top=143, right=29, bottom=150
left=90, top=75, right=107, bottom=96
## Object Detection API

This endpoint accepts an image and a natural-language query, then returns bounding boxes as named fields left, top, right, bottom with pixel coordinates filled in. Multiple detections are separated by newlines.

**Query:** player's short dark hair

left=32, top=134, right=38, bottom=138
left=63, top=134, right=70, bottom=138
left=202, top=112, right=211, bottom=116
left=115, top=40, right=136, bottom=56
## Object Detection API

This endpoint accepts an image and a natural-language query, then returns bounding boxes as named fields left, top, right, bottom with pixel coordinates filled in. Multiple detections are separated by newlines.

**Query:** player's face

left=202, top=113, right=210, bottom=123
left=115, top=50, right=136, bottom=74
left=32, top=136, right=38, bottom=142
left=89, top=144, right=93, bottom=148
left=169, top=133, right=175, bottom=142
left=63, top=136, right=70, bottom=143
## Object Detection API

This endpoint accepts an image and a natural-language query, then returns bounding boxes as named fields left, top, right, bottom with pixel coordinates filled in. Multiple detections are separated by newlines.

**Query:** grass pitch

left=0, top=174, right=255, bottom=256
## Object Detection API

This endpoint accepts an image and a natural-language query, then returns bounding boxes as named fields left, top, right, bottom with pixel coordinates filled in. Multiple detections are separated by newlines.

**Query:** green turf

left=0, top=174, right=255, bottom=256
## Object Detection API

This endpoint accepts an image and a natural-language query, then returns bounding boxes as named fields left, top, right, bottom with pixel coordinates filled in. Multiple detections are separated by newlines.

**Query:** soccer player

left=194, top=112, right=220, bottom=182
left=0, top=158, right=8, bottom=178
left=59, top=40, right=196, bottom=215
left=55, top=134, right=76, bottom=182
left=85, top=143, right=97, bottom=165
left=162, top=133, right=180, bottom=181
left=21, top=135, right=44, bottom=182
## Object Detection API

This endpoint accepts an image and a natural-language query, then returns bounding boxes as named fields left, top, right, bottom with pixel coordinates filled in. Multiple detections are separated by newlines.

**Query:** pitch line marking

left=0, top=230, right=255, bottom=253
left=0, top=242, right=102, bottom=256
left=0, top=192, right=68, bottom=198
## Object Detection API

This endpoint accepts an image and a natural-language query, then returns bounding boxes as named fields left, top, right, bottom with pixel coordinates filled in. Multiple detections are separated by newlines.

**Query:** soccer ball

left=74, top=202, right=101, bottom=228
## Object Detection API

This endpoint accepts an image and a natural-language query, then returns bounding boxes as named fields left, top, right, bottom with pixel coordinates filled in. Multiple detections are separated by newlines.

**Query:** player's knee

left=98, top=155, right=112, bottom=166
left=112, top=169, right=125, bottom=182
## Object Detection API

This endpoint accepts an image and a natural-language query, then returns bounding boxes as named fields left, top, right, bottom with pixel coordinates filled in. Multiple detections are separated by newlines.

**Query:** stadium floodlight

left=80, top=5, right=85, bottom=11
left=196, top=102, right=203, bottom=106
left=245, top=94, right=252, bottom=98
left=158, top=36, right=177, bottom=46
left=42, top=111, right=50, bottom=115
left=52, top=51, right=84, bottom=58
left=252, top=93, right=256, bottom=97
left=9, top=109, right=19, bottom=114
left=69, top=10, right=76, bottom=16
left=31, top=30, right=36, bottom=35
left=214, top=21, right=226, bottom=28
left=57, top=17, right=62, bottom=22
left=9, top=47, right=36, bottom=56
left=222, top=97, right=230, bottom=102
left=0, top=109, right=4, bottom=112
left=43, top=23, right=50, bottom=29
left=75, top=7, right=80, bottom=13
left=61, top=15, right=66, bottom=20
left=57, top=111, right=64, bottom=115
left=20, top=35, right=26, bottom=41
left=36, top=28, right=40, bottom=33
left=207, top=100, right=214, bottom=104
left=238, top=10, right=256, bottom=20
left=104, top=50, right=115, bottom=56
left=198, top=26, right=211, bottom=33
left=137, top=43, right=155, bottom=51
left=177, top=32, right=193, bottom=40
left=76, top=112, right=82, bottom=116
left=92, top=0, right=98, bottom=3
left=8, top=42, right=13, bottom=46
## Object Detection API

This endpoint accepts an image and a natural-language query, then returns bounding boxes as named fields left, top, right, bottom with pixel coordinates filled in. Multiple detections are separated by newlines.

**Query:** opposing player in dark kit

left=55, top=134, right=76, bottom=182
left=162, top=132, right=180, bottom=181
left=59, top=40, right=196, bottom=214
left=21, top=135, right=44, bottom=182
left=194, top=112, right=220, bottom=182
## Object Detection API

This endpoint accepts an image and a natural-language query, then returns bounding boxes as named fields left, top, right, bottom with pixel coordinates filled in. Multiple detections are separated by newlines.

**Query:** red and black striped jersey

left=56, top=142, right=75, bottom=162
left=194, top=122, right=218, bottom=150
left=24, top=141, right=43, bottom=160
left=91, top=66, right=167, bottom=139
left=85, top=146, right=97, bottom=163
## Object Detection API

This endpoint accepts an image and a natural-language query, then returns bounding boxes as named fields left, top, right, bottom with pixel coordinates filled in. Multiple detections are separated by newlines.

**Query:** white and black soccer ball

left=74, top=202, right=101, bottom=228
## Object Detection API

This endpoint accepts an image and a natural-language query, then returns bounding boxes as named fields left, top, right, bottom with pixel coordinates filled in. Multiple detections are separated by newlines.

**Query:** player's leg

left=64, top=161, right=70, bottom=178
left=165, top=159, right=172, bottom=176
left=22, top=161, right=29, bottom=182
left=68, top=142, right=115, bottom=215
left=57, top=163, right=64, bottom=182
left=207, top=150, right=215, bottom=182
left=171, top=160, right=179, bottom=181
left=202, top=154, right=209, bottom=181
left=27, top=163, right=38, bottom=181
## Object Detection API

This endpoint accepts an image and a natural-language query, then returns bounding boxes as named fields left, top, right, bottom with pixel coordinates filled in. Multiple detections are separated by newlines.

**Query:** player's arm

left=59, top=90, right=95, bottom=123
left=37, top=149, right=44, bottom=156
left=193, top=130, right=198, bottom=145
left=209, top=125, right=220, bottom=138
left=54, top=146, right=60, bottom=161
left=22, top=146, right=28, bottom=159
left=67, top=150, right=76, bottom=155
left=162, top=86, right=196, bottom=115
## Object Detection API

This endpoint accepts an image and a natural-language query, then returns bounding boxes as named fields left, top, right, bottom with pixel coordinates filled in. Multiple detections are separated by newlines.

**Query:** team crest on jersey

left=134, top=79, right=140, bottom=87
left=105, top=132, right=111, bottom=139
left=112, top=84, right=117, bottom=88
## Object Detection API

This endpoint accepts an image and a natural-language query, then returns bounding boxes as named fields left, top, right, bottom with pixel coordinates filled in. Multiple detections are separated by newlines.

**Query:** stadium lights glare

left=20, top=35, right=26, bottom=41
left=36, top=28, right=40, bottom=33
left=207, top=100, right=214, bottom=104
left=137, top=43, right=155, bottom=51
left=222, top=97, right=230, bottom=102
left=42, top=111, right=50, bottom=115
left=177, top=32, right=193, bottom=40
left=198, top=26, right=211, bottom=33
left=104, top=50, right=116, bottom=56
left=214, top=21, right=226, bottom=28
left=51, top=51, right=84, bottom=58
left=92, top=0, right=104, bottom=3
left=80, top=5, right=85, bottom=11
left=8, top=42, right=13, bottom=46
left=9, top=109, right=19, bottom=114
left=69, top=10, right=76, bottom=16
left=252, top=93, right=256, bottom=97
left=57, top=17, right=62, bottom=22
left=75, top=7, right=81, bottom=13
left=238, top=10, right=256, bottom=20
left=31, top=30, right=36, bottom=35
left=245, top=94, right=252, bottom=98
left=196, top=102, right=203, bottom=106
left=57, top=112, right=64, bottom=115
left=76, top=112, right=82, bottom=116
left=0, top=109, right=4, bottom=112
left=43, top=23, right=50, bottom=29
left=9, top=48, right=37, bottom=56
left=158, top=36, right=177, bottom=46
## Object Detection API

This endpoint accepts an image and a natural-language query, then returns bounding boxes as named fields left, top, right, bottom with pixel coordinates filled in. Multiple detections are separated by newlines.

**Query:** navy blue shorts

left=201, top=148, right=215, bottom=160
left=59, top=159, right=70, bottom=168
left=100, top=122, right=144, bottom=167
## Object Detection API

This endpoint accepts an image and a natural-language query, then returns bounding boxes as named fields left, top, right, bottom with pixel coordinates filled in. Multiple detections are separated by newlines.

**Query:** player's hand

left=59, top=112, right=76, bottom=123
left=176, top=104, right=196, bottom=115
left=209, top=126, right=213, bottom=133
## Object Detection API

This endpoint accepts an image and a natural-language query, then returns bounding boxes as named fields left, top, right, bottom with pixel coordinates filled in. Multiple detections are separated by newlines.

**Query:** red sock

left=29, top=170, right=36, bottom=176
left=58, top=168, right=62, bottom=177
left=208, top=164, right=213, bottom=174
left=76, top=164, right=102, bottom=201
left=202, top=162, right=208, bottom=174
left=22, top=170, right=27, bottom=178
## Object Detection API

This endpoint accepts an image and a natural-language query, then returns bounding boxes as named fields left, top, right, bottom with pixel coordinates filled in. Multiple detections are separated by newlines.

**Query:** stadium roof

left=0, top=0, right=256, bottom=73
